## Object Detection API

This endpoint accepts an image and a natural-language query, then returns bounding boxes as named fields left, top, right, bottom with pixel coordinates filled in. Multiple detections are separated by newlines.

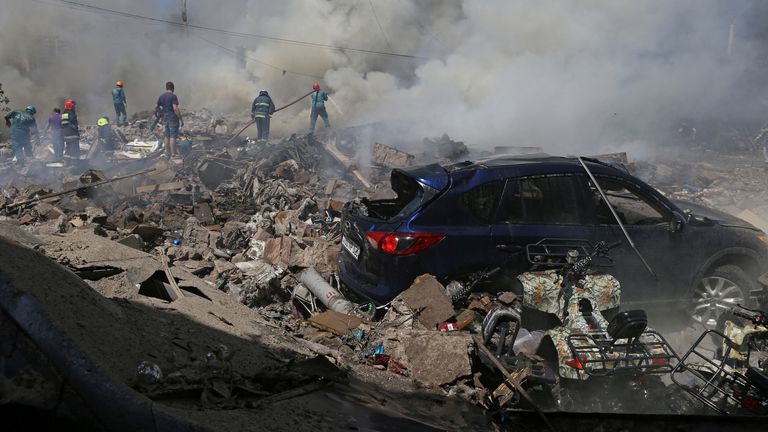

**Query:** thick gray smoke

left=1, top=0, right=766, bottom=155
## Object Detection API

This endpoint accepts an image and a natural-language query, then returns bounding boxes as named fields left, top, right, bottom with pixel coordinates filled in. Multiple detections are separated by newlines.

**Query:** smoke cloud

left=1, top=0, right=766, bottom=155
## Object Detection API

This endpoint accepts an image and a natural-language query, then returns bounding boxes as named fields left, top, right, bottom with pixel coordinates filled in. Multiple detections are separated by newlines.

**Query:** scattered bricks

left=262, top=236, right=292, bottom=268
left=496, top=292, right=518, bottom=306
left=373, top=142, right=415, bottom=168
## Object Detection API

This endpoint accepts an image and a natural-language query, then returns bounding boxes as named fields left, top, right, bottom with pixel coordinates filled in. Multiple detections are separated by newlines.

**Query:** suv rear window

left=460, top=181, right=504, bottom=222
left=497, top=175, right=590, bottom=224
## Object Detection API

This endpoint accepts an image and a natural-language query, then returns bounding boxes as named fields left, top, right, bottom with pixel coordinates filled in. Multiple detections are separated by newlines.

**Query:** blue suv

left=338, top=155, right=768, bottom=325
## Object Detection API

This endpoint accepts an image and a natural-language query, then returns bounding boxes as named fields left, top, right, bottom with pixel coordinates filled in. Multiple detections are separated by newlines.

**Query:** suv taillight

left=366, top=231, right=445, bottom=256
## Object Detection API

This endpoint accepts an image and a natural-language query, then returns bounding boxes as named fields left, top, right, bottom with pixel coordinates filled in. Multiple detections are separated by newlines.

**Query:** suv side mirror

left=668, top=212, right=685, bottom=233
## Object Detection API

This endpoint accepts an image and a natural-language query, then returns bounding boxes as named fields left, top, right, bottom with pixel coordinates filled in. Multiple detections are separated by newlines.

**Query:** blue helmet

left=25, top=105, right=36, bottom=114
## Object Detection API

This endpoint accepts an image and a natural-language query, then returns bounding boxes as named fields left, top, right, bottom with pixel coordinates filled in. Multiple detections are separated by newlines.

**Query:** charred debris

left=1, top=111, right=768, bottom=430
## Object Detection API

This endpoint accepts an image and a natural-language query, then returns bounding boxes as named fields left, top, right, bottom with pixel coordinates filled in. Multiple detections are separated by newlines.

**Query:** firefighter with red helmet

left=309, top=82, right=330, bottom=134
left=61, top=99, right=80, bottom=161
left=112, top=81, right=128, bottom=126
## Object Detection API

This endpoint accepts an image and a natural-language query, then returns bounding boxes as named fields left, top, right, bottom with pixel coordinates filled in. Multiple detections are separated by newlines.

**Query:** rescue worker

left=45, top=107, right=64, bottom=161
left=309, top=82, right=330, bottom=134
left=155, top=81, right=183, bottom=158
left=112, top=81, right=128, bottom=126
left=4, top=105, right=38, bottom=165
left=97, top=116, right=116, bottom=156
left=251, top=90, right=275, bottom=143
left=61, top=99, right=81, bottom=161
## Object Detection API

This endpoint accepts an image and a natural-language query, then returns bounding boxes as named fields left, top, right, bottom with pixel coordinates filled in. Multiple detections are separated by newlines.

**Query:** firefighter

left=61, top=99, right=81, bottom=161
left=112, top=81, right=127, bottom=126
left=251, top=90, right=275, bottom=143
left=309, top=82, right=330, bottom=134
left=97, top=116, right=116, bottom=156
left=4, top=105, right=38, bottom=165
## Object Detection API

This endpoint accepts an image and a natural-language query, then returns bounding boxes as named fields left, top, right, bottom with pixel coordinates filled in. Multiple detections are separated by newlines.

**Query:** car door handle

left=496, top=244, right=523, bottom=253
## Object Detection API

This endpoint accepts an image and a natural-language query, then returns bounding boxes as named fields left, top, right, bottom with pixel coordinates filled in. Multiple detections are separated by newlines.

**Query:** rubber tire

left=693, top=264, right=757, bottom=324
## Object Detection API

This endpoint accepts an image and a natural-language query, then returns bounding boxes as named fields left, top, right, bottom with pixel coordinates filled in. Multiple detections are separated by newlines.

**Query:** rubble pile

left=5, top=110, right=768, bottom=429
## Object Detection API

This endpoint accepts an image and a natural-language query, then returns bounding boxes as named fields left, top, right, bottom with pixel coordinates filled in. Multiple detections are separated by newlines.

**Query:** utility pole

left=181, top=0, right=188, bottom=23
left=727, top=21, right=735, bottom=57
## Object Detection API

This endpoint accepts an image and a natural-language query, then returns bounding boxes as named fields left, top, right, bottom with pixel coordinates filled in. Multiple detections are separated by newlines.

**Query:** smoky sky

left=1, top=0, right=766, bottom=155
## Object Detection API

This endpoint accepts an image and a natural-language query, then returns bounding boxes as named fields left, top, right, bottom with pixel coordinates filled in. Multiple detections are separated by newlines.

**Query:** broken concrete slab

left=116, top=234, right=144, bottom=250
left=39, top=230, right=161, bottom=285
left=373, top=142, right=415, bottom=168
left=193, top=203, right=215, bottom=225
left=382, top=329, right=473, bottom=386
left=397, top=274, right=455, bottom=329
left=0, top=221, right=43, bottom=248
left=308, top=310, right=363, bottom=336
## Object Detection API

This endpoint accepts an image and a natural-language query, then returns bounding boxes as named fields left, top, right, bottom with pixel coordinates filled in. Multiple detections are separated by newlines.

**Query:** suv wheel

left=690, top=265, right=753, bottom=326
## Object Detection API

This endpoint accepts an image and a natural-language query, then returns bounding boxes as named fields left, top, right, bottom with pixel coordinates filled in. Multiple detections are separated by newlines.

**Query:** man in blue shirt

left=251, top=90, right=276, bottom=143
left=112, top=81, right=127, bottom=126
left=156, top=81, right=183, bottom=158
left=309, top=82, right=330, bottom=134
left=4, top=105, right=38, bottom=165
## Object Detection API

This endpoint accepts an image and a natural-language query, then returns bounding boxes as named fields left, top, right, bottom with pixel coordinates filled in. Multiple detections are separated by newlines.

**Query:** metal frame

left=526, top=238, right=614, bottom=267
left=670, top=329, right=766, bottom=415
left=566, top=329, right=677, bottom=377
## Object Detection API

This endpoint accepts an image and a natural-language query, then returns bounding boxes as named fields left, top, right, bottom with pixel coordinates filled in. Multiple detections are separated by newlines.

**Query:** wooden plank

left=324, top=179, right=337, bottom=196
left=351, top=169, right=373, bottom=189
left=136, top=181, right=186, bottom=194
left=158, top=248, right=185, bottom=302
left=308, top=310, right=363, bottom=336
left=321, top=137, right=355, bottom=169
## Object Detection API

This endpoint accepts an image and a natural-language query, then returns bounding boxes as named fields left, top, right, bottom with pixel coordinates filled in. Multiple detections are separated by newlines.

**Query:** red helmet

left=312, top=82, right=320, bottom=91
left=116, top=81, right=124, bottom=87
left=64, top=99, right=75, bottom=110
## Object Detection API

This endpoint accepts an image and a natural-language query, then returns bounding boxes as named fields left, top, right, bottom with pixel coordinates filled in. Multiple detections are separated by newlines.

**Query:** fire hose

left=226, top=90, right=314, bottom=144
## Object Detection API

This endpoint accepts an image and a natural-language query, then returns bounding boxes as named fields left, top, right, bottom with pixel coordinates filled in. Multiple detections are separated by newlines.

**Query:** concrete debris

left=5, top=113, right=763, bottom=429
left=373, top=142, right=415, bottom=168
left=382, top=329, right=473, bottom=386
left=394, top=274, right=456, bottom=329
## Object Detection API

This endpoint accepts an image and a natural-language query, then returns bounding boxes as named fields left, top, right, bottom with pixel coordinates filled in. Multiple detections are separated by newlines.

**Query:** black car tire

left=690, top=265, right=756, bottom=326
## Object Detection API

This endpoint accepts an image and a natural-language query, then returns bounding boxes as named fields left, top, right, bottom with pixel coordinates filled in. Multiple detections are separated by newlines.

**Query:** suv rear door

left=490, top=173, right=598, bottom=276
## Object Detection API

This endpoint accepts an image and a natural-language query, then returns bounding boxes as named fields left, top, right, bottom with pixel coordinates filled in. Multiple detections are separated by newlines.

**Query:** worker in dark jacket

left=61, top=99, right=80, bottom=161
left=97, top=116, right=116, bottom=155
left=45, top=108, right=64, bottom=161
left=309, top=82, right=330, bottom=134
left=4, top=105, right=38, bottom=165
left=251, top=90, right=275, bottom=143
left=112, top=81, right=127, bottom=126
